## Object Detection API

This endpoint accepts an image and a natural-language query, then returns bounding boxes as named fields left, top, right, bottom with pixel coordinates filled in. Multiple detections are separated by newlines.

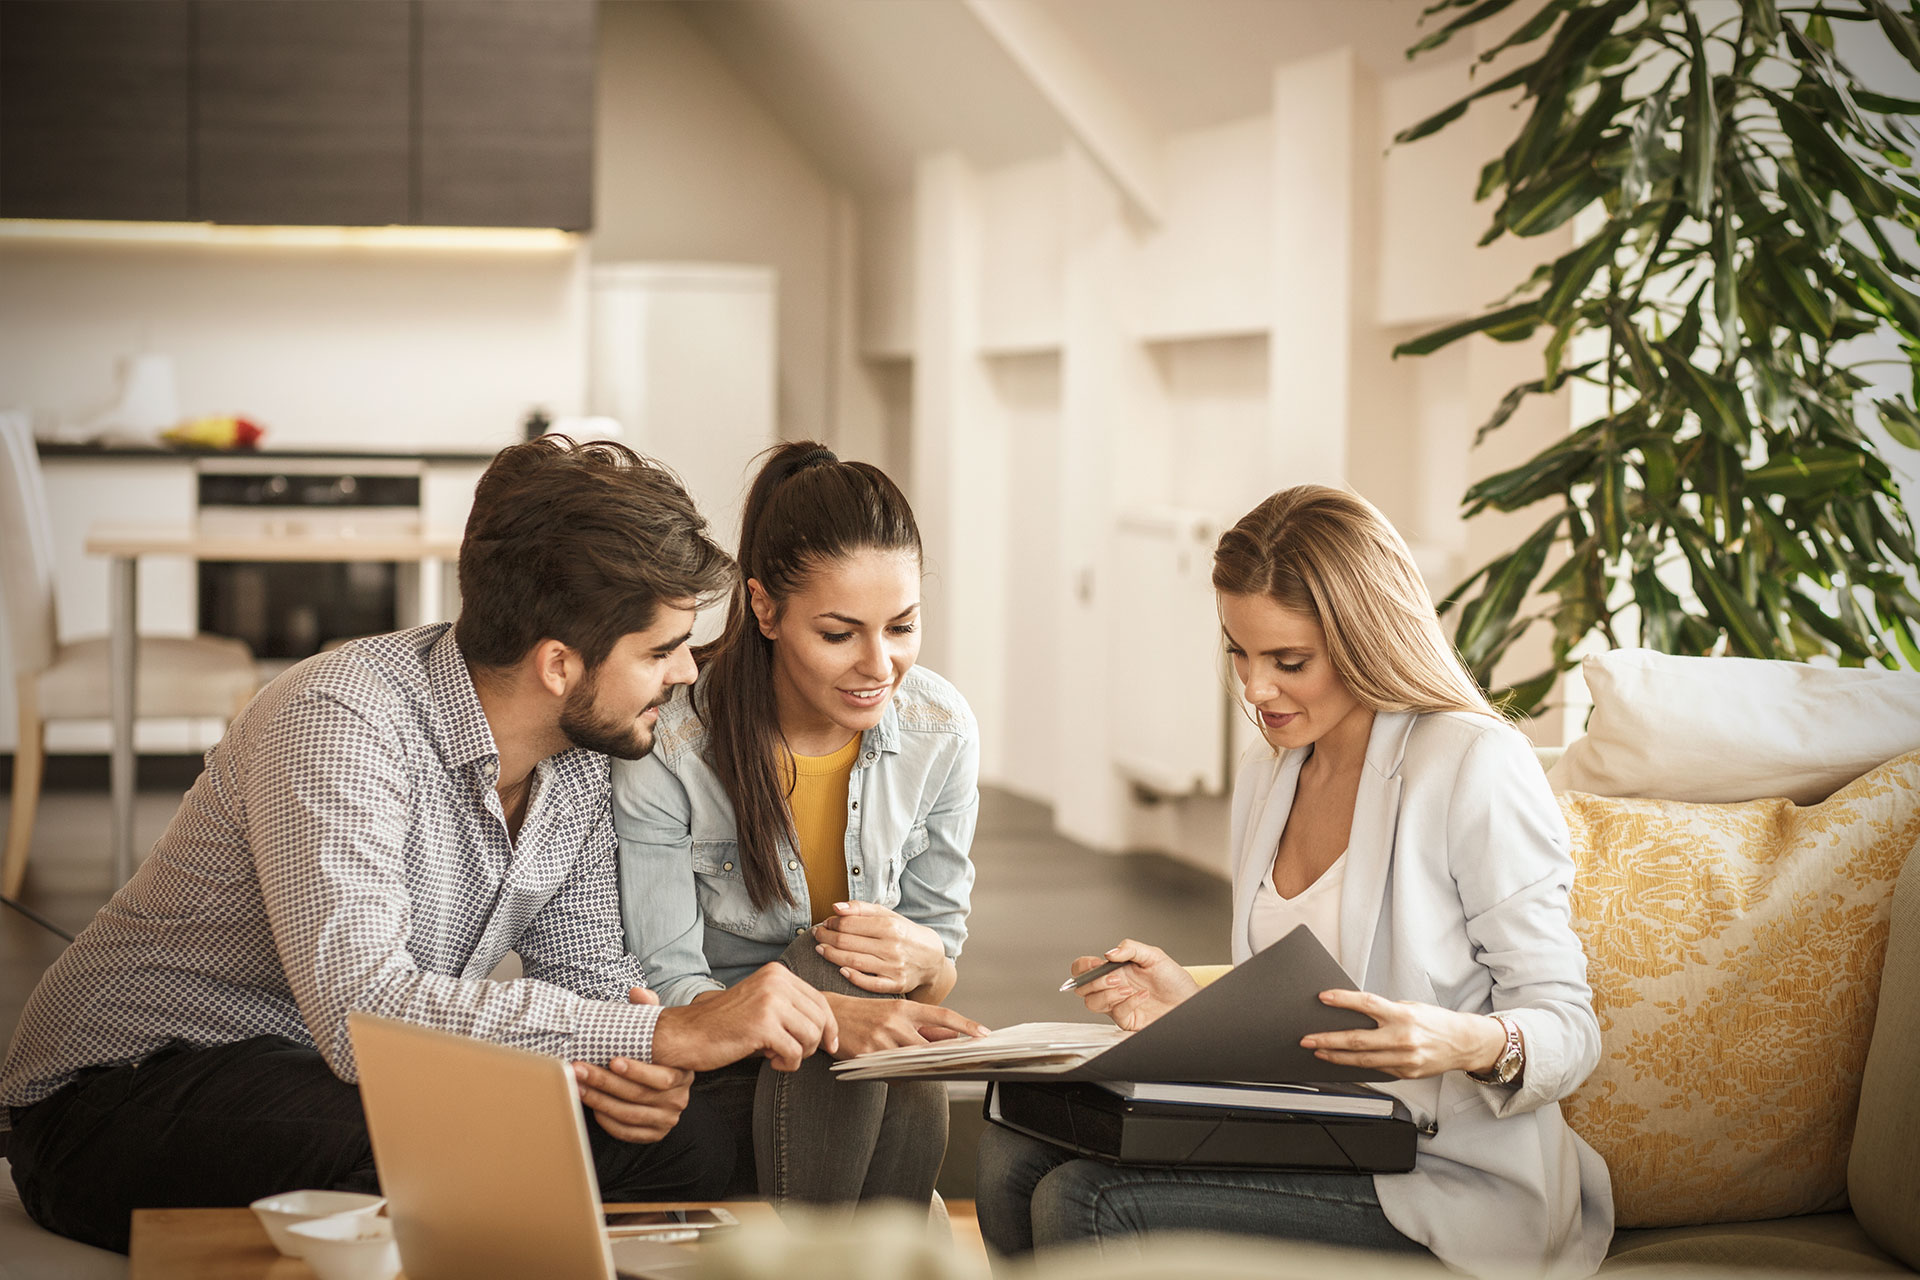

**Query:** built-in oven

left=196, top=457, right=424, bottom=664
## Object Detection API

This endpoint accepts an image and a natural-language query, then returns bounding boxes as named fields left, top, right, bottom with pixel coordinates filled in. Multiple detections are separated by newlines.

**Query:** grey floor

left=0, top=778, right=1232, bottom=1089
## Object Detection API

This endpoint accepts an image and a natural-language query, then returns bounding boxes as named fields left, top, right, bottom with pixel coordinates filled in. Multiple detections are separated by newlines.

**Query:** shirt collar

left=426, top=625, right=502, bottom=773
left=862, top=694, right=903, bottom=758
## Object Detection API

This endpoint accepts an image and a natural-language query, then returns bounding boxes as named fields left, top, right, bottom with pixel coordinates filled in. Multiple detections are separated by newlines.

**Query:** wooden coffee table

left=128, top=1200, right=779, bottom=1279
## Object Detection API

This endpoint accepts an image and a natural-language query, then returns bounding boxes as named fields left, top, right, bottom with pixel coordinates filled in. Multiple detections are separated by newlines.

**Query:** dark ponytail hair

left=697, top=442, right=922, bottom=911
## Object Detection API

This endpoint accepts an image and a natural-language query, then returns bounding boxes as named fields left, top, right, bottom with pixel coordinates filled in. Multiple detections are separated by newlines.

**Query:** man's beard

left=558, top=676, right=668, bottom=761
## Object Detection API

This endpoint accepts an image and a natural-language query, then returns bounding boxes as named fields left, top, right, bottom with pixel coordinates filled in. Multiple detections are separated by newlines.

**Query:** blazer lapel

left=1337, top=711, right=1416, bottom=989
left=1232, top=749, right=1306, bottom=964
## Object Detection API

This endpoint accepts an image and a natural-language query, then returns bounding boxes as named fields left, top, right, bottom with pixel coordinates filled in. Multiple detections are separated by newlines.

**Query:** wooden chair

left=0, top=413, right=257, bottom=896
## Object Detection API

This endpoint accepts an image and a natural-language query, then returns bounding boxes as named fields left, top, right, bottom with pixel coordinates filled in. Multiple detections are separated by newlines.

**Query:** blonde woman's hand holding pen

left=1068, top=939, right=1201, bottom=1031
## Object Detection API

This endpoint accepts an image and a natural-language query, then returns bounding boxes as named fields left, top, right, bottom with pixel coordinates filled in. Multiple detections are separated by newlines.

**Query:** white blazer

left=1229, top=709, right=1614, bottom=1278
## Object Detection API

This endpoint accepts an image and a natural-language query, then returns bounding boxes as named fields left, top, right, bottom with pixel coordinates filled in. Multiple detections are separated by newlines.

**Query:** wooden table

left=128, top=1201, right=779, bottom=1279
left=85, top=523, right=463, bottom=885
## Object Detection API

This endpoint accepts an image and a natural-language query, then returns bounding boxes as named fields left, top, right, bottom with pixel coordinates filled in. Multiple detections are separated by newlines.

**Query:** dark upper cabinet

left=0, top=1, right=592, bottom=228
left=194, top=1, right=412, bottom=226
left=0, top=2, right=194, bottom=221
left=418, top=2, right=595, bottom=230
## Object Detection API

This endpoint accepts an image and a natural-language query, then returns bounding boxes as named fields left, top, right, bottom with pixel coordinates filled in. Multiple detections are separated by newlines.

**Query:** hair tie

left=794, top=446, right=838, bottom=470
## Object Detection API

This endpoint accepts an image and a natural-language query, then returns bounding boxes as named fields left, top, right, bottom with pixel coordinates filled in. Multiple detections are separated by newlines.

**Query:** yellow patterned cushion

left=1559, top=750, right=1920, bottom=1229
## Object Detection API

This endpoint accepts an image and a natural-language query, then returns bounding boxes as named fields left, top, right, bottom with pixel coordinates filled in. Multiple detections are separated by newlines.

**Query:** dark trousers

left=7, top=1033, right=733, bottom=1254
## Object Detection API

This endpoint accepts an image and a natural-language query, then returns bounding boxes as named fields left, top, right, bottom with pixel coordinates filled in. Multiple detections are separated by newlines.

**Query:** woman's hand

left=1301, top=990, right=1511, bottom=1080
left=825, top=992, right=990, bottom=1059
left=813, top=901, right=947, bottom=995
left=1070, top=939, right=1201, bottom=1031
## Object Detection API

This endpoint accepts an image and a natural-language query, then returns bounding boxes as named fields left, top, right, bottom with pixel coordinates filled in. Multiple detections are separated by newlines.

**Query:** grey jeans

left=692, top=934, right=948, bottom=1216
left=975, top=1124, right=1431, bottom=1260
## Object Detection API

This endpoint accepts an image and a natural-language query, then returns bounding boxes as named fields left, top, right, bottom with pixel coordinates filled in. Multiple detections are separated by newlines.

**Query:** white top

left=1248, top=850, right=1346, bottom=959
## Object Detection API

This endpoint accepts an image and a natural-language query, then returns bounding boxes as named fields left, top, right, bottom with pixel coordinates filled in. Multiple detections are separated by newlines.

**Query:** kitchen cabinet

left=418, top=2, right=595, bottom=230
left=0, top=1, right=193, bottom=221
left=194, top=1, right=411, bottom=226
left=0, top=1, right=593, bottom=229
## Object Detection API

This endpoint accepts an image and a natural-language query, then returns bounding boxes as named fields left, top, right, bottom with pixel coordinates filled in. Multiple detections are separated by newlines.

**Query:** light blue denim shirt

left=611, top=665, right=979, bottom=1006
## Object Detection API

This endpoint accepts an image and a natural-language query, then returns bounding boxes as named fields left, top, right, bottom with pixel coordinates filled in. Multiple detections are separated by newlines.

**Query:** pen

left=1059, top=958, right=1133, bottom=992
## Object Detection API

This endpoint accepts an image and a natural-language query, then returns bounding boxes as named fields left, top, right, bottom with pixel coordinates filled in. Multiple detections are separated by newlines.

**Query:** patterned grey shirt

left=1, top=624, right=659, bottom=1112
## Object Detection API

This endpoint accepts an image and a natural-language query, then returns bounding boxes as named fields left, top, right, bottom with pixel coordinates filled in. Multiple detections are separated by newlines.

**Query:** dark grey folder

left=953, top=925, right=1391, bottom=1085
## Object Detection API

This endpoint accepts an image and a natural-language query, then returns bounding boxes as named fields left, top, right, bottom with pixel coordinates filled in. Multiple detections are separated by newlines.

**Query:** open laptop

left=348, top=1011, right=707, bottom=1280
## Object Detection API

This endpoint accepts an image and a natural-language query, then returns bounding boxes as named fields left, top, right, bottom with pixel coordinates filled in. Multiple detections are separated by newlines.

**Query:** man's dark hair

left=456, top=436, right=734, bottom=671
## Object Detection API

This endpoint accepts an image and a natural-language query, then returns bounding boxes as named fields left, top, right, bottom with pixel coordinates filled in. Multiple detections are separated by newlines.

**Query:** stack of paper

left=830, top=1022, right=1129, bottom=1081
left=1101, top=1079, right=1395, bottom=1117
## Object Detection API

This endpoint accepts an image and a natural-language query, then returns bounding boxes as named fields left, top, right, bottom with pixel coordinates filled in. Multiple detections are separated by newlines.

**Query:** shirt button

left=851, top=866, right=862, bottom=876
left=787, top=859, right=799, bottom=870
left=865, top=751, right=876, bottom=761
left=722, top=861, right=733, bottom=871
left=795, top=926, right=806, bottom=937
left=850, top=801, right=859, bottom=811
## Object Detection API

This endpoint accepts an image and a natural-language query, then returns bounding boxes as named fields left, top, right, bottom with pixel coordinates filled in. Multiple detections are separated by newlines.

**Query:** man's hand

left=812, top=901, right=946, bottom=995
left=651, top=962, right=839, bottom=1072
left=1071, top=939, right=1199, bottom=1031
left=826, top=992, right=990, bottom=1059
left=570, top=1058, right=691, bottom=1143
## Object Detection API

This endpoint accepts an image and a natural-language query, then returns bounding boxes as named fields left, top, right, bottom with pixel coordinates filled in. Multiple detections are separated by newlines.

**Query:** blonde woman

left=976, top=486, right=1613, bottom=1277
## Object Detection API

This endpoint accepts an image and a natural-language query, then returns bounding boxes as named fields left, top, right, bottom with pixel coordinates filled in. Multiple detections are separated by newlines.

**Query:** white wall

left=855, top=28, right=1586, bottom=871
left=594, top=1, right=839, bottom=448
left=0, top=238, right=586, bottom=450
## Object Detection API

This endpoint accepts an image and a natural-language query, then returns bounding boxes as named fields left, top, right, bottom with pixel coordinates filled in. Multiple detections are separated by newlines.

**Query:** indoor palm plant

left=1396, top=0, right=1920, bottom=712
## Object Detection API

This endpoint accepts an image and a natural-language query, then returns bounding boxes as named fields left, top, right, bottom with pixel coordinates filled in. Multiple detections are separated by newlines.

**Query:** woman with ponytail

left=612, top=442, right=986, bottom=1214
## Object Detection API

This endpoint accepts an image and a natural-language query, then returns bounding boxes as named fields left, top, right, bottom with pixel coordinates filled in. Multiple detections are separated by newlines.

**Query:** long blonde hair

left=1211, top=485, right=1499, bottom=719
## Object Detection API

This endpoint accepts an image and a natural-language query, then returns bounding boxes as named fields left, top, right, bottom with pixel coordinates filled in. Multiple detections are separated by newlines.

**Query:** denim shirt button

left=722, top=861, right=733, bottom=871
left=865, top=751, right=876, bottom=761
left=794, top=926, right=805, bottom=937
left=787, top=859, right=798, bottom=870
left=851, top=866, right=862, bottom=876
left=850, top=801, right=859, bottom=811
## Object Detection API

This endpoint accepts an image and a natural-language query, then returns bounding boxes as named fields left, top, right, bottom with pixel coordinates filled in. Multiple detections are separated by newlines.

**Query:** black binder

left=986, top=1080, right=1418, bottom=1173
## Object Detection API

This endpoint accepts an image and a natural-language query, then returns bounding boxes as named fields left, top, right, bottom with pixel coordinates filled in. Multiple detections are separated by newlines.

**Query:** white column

left=911, top=153, right=1008, bottom=781
left=1268, top=48, right=1365, bottom=489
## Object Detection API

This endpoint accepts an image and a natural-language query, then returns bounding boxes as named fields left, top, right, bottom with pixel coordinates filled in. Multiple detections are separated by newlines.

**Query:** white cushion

left=1548, top=649, right=1920, bottom=805
left=0, top=1157, right=127, bottom=1279
left=33, top=634, right=257, bottom=721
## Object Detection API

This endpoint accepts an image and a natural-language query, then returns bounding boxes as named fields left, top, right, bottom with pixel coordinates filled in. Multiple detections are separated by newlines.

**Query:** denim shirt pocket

left=690, top=841, right=756, bottom=933
left=884, top=821, right=931, bottom=893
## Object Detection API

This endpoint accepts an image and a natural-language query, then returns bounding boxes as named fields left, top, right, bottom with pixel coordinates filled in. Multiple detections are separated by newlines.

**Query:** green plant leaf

left=1491, top=667, right=1560, bottom=716
left=1622, top=79, right=1677, bottom=206
left=1745, top=0, right=1782, bottom=42
left=1682, top=9, right=1718, bottom=220
left=1393, top=62, right=1535, bottom=145
left=1745, top=448, right=1868, bottom=498
left=1660, top=346, right=1751, bottom=443
left=1543, top=222, right=1625, bottom=320
left=1476, top=0, right=1572, bottom=64
left=1408, top=0, right=1520, bottom=56
left=1856, top=89, right=1920, bottom=115
left=1454, top=511, right=1563, bottom=671
left=1503, top=159, right=1614, bottom=236
left=1676, top=524, right=1778, bottom=657
left=1394, top=301, right=1543, bottom=357
left=1865, top=0, right=1920, bottom=74
left=1880, top=399, right=1920, bottom=449
left=1808, top=12, right=1835, bottom=49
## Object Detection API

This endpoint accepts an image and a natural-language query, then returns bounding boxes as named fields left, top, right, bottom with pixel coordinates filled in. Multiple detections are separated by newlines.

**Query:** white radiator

left=1109, top=506, right=1233, bottom=797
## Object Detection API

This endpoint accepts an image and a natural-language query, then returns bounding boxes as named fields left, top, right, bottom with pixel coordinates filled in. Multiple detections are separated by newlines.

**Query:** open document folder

left=831, top=925, right=1391, bottom=1085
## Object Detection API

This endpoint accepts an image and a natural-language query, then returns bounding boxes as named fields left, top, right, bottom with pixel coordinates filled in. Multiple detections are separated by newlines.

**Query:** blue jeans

left=975, top=1125, right=1432, bottom=1259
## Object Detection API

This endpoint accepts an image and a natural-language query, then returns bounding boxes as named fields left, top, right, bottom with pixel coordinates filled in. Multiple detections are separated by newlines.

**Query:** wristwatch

left=1468, top=1014, right=1524, bottom=1085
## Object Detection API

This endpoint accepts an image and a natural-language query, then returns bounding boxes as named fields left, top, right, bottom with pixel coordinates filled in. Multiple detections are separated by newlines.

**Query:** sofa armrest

left=1848, top=833, right=1920, bottom=1270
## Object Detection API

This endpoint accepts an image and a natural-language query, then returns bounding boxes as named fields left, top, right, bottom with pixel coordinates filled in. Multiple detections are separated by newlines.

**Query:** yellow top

left=788, top=734, right=861, bottom=917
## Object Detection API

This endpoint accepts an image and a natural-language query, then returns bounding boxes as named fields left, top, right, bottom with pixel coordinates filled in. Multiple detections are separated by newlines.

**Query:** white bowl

left=286, top=1213, right=401, bottom=1280
left=248, top=1189, right=385, bottom=1258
